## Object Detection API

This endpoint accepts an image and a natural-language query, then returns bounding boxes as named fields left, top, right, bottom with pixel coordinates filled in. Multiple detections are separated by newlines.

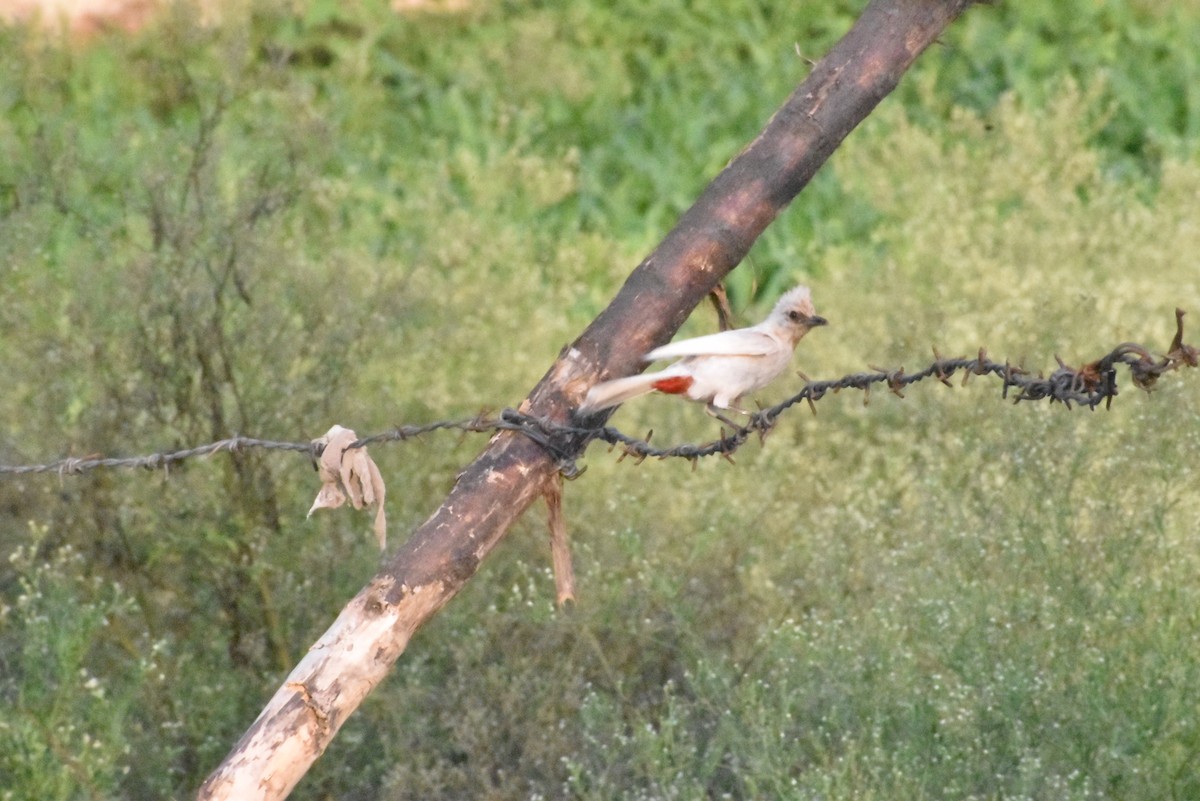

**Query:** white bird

left=579, top=285, right=827, bottom=417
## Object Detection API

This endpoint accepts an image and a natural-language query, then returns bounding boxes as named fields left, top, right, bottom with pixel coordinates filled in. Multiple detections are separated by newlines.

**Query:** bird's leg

left=705, top=403, right=750, bottom=430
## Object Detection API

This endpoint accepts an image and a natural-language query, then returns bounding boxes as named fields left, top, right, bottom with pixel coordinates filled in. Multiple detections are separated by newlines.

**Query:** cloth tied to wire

left=307, top=425, right=387, bottom=550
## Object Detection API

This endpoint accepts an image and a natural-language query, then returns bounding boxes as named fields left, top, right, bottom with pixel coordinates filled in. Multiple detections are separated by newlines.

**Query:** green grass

left=1, top=1, right=1199, bottom=799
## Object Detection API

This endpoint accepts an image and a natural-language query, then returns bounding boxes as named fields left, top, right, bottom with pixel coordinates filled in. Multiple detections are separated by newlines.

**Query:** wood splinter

left=543, top=475, right=576, bottom=607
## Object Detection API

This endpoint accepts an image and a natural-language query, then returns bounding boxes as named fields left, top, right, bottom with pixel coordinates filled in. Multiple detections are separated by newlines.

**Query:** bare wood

left=197, top=2, right=974, bottom=798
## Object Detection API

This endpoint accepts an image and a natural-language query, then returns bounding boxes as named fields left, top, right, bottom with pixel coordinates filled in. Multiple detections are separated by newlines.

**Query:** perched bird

left=579, top=285, right=827, bottom=417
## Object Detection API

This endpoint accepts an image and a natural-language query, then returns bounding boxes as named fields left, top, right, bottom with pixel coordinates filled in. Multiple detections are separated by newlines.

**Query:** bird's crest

left=773, top=285, right=815, bottom=317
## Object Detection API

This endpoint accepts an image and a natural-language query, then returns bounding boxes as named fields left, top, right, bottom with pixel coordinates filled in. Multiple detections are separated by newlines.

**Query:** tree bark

left=197, top=1, right=975, bottom=798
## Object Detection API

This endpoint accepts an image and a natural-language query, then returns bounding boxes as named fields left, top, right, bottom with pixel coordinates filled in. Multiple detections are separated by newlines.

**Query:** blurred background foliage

left=1, top=0, right=1198, bottom=798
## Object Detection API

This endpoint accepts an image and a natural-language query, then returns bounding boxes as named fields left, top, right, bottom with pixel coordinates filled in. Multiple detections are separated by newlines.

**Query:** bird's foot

left=705, top=404, right=750, bottom=430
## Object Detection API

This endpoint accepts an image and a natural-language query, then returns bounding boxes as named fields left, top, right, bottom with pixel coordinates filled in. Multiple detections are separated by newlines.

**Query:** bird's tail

left=579, top=373, right=663, bottom=413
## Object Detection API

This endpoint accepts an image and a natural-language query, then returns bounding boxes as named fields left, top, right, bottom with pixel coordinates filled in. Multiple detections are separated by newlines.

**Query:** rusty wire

left=2, top=309, right=1195, bottom=479
left=500, top=308, right=1199, bottom=472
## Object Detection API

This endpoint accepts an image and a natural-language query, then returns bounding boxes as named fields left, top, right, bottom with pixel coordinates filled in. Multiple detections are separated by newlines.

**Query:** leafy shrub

left=0, top=1, right=1198, bottom=799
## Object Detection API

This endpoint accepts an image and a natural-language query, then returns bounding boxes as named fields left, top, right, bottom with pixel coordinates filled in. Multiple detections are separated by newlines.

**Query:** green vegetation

left=2, top=1, right=1199, bottom=798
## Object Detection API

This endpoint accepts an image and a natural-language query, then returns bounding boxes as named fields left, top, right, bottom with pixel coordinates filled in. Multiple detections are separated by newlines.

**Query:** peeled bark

left=198, top=1, right=975, bottom=798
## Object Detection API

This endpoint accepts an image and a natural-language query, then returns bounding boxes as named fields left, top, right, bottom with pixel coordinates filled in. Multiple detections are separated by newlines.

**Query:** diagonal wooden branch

left=197, top=1, right=975, bottom=798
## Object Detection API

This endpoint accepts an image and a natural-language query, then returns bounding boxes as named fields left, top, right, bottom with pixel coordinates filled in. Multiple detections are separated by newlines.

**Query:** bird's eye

left=787, top=310, right=802, bottom=322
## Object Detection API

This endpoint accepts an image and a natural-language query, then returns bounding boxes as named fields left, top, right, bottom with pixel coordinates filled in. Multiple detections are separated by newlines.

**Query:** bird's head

left=771, top=285, right=828, bottom=341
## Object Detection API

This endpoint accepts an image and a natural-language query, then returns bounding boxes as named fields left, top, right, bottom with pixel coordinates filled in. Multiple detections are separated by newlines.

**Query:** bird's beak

left=808, top=315, right=828, bottom=327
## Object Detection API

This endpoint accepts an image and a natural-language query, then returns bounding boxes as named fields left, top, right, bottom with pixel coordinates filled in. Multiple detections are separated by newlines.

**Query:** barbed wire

left=549, top=339, right=1194, bottom=470
left=2, top=309, right=1195, bottom=480
left=0, top=436, right=314, bottom=478
left=479, top=308, right=1200, bottom=475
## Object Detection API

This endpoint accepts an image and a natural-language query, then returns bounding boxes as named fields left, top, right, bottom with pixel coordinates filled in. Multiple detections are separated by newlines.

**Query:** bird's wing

left=644, top=328, right=775, bottom=361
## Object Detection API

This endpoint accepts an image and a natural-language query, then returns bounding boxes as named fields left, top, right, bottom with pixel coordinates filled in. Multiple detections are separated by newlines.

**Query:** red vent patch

left=652, top=375, right=694, bottom=395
